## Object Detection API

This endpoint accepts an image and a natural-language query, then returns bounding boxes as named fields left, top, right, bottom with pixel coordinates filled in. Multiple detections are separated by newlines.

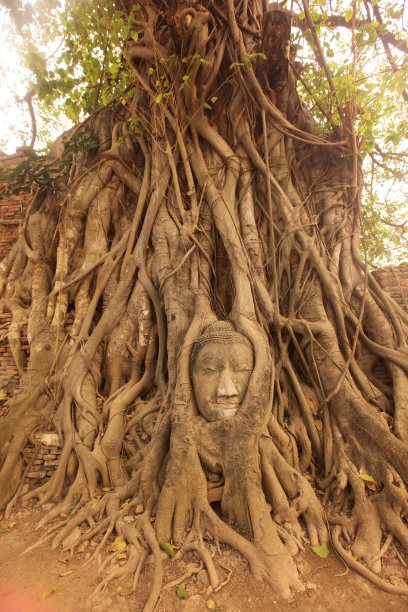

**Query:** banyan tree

left=0, top=1, right=407, bottom=608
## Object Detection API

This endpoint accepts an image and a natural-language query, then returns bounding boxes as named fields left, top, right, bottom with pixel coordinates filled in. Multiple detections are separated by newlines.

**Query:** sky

left=0, top=5, right=71, bottom=154
left=0, top=9, right=33, bottom=153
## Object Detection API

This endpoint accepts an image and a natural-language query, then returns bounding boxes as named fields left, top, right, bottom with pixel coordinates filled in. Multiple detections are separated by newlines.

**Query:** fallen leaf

left=58, top=558, right=69, bottom=564
left=7, top=521, right=16, bottom=529
left=358, top=471, right=376, bottom=484
left=159, top=542, right=175, bottom=558
left=116, top=552, right=128, bottom=560
left=40, top=586, right=57, bottom=599
left=76, top=542, right=88, bottom=553
left=118, top=586, right=133, bottom=597
left=176, top=585, right=189, bottom=599
left=306, top=582, right=318, bottom=590
left=101, top=487, right=112, bottom=492
left=59, top=570, right=73, bottom=577
left=110, top=535, right=127, bottom=552
left=0, top=390, right=6, bottom=400
left=207, top=599, right=217, bottom=609
left=314, top=419, right=323, bottom=431
left=311, top=545, right=330, bottom=558
left=359, top=471, right=378, bottom=490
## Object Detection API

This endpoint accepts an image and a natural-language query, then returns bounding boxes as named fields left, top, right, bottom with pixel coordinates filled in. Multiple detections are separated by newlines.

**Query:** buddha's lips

left=209, top=402, right=239, bottom=416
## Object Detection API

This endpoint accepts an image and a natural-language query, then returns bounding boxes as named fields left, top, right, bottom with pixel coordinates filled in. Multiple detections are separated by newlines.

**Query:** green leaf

left=159, top=542, right=175, bottom=557
left=118, top=586, right=133, bottom=597
left=155, top=93, right=163, bottom=104
left=176, top=585, right=189, bottom=599
left=131, top=31, right=139, bottom=42
left=311, top=545, right=330, bottom=558
left=345, top=11, right=353, bottom=22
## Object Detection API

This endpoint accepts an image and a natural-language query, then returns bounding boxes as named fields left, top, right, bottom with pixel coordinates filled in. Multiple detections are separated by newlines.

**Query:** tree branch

left=292, top=14, right=408, bottom=56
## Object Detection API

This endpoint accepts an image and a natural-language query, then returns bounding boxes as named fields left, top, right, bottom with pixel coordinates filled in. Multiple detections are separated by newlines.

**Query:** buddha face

left=192, top=342, right=254, bottom=422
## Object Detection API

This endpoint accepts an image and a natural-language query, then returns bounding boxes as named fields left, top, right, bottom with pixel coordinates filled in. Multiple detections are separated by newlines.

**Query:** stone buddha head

left=191, top=321, right=254, bottom=422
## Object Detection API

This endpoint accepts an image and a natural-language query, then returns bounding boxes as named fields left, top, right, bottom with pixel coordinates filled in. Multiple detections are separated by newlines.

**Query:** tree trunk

left=0, top=1, right=407, bottom=606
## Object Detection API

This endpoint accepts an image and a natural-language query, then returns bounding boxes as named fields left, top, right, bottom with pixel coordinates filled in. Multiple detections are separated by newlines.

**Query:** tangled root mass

left=0, top=1, right=407, bottom=608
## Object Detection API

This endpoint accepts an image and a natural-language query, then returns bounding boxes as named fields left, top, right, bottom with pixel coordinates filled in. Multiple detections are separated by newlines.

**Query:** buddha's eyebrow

left=230, top=357, right=252, bottom=368
left=197, top=355, right=220, bottom=365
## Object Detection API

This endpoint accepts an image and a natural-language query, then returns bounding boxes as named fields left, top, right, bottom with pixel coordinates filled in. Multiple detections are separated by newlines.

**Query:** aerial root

left=370, top=533, right=394, bottom=565
left=87, top=519, right=116, bottom=565
left=21, top=511, right=78, bottom=555
left=162, top=561, right=204, bottom=590
left=89, top=514, right=153, bottom=597
left=177, top=529, right=221, bottom=592
left=276, top=524, right=305, bottom=556
left=90, top=546, right=141, bottom=597
left=332, top=526, right=408, bottom=596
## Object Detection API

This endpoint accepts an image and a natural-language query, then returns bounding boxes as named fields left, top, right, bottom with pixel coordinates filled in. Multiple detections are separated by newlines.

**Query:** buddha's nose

left=217, top=370, right=238, bottom=398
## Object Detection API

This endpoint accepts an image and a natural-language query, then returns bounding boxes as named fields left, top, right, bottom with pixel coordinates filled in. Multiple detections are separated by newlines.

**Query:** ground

left=0, top=503, right=407, bottom=612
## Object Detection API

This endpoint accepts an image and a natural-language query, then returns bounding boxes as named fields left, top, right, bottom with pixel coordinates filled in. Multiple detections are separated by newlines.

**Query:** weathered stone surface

left=36, top=432, right=62, bottom=447
left=27, top=471, right=47, bottom=479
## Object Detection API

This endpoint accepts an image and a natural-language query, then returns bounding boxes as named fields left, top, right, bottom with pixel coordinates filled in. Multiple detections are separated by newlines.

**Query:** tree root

left=332, top=526, right=408, bottom=596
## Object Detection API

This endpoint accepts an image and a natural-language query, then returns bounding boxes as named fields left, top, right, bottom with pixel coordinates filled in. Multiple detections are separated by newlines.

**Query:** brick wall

left=0, top=150, right=30, bottom=260
left=372, top=266, right=408, bottom=312
left=22, top=433, right=62, bottom=490
left=0, top=314, right=29, bottom=410
left=0, top=151, right=31, bottom=401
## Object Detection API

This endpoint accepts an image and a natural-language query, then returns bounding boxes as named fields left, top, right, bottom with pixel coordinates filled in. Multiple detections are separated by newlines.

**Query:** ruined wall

left=0, top=150, right=30, bottom=260
left=0, top=151, right=31, bottom=404
left=373, top=266, right=408, bottom=312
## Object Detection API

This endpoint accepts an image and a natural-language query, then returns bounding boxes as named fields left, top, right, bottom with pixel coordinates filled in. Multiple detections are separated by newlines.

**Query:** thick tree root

left=332, top=526, right=408, bottom=596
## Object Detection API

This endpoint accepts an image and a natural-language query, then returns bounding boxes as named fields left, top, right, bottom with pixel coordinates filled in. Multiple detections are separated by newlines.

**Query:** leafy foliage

left=1, top=0, right=407, bottom=263
left=292, top=0, right=408, bottom=264
left=0, top=125, right=98, bottom=199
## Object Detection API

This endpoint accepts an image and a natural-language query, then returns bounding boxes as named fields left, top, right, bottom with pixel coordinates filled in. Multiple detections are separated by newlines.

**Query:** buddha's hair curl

left=190, top=321, right=252, bottom=366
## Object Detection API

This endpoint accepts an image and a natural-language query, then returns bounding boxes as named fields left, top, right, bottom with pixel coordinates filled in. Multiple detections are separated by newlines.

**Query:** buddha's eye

left=234, top=365, right=251, bottom=373
left=201, top=366, right=218, bottom=374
